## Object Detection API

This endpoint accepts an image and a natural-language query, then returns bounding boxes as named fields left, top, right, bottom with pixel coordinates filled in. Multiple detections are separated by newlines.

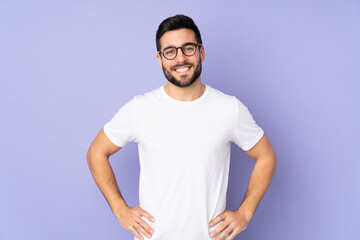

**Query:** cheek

left=162, top=63, right=170, bottom=71
left=163, top=62, right=175, bottom=71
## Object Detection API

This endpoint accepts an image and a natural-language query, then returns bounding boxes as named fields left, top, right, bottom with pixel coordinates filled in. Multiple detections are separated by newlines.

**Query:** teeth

left=175, top=67, right=189, bottom=72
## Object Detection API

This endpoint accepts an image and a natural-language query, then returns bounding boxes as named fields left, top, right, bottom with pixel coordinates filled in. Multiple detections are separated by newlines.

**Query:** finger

left=214, top=225, right=232, bottom=240
left=140, top=209, right=155, bottom=223
left=225, top=230, right=239, bottom=240
left=134, top=221, right=153, bottom=239
left=209, top=215, right=223, bottom=227
left=137, top=217, right=155, bottom=236
left=209, top=221, right=227, bottom=238
left=130, top=226, right=144, bottom=240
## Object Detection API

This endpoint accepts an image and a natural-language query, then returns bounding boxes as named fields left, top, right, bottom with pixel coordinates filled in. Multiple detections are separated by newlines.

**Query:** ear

left=200, top=45, right=205, bottom=62
left=156, top=53, right=163, bottom=68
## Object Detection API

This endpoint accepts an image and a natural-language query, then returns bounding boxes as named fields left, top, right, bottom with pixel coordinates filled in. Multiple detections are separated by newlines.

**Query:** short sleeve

left=103, top=97, right=137, bottom=147
left=230, top=97, right=264, bottom=151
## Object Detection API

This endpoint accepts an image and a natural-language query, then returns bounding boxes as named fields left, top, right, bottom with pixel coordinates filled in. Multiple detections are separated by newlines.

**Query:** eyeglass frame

left=157, top=42, right=202, bottom=60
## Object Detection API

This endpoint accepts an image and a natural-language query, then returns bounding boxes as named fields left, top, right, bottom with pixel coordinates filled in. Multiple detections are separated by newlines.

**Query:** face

left=156, top=28, right=205, bottom=88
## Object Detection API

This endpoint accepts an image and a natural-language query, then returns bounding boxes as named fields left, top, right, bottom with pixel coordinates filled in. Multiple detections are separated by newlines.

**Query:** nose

left=174, top=48, right=187, bottom=62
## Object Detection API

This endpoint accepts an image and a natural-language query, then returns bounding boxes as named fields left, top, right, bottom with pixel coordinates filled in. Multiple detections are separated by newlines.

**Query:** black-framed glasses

left=158, top=42, right=202, bottom=60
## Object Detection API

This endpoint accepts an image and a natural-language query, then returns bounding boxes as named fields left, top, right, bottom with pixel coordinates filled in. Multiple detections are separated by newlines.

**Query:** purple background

left=1, top=1, right=359, bottom=239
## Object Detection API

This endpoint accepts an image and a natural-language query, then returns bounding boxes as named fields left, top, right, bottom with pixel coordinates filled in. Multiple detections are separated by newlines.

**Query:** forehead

left=160, top=28, right=196, bottom=49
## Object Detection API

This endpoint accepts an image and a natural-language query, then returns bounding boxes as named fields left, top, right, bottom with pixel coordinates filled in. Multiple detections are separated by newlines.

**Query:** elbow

left=272, top=149, right=277, bottom=167
left=267, top=149, right=277, bottom=167
left=269, top=151, right=277, bottom=175
left=86, top=148, right=93, bottom=169
left=257, top=151, right=277, bottom=174
left=273, top=155, right=277, bottom=173
left=271, top=150, right=277, bottom=166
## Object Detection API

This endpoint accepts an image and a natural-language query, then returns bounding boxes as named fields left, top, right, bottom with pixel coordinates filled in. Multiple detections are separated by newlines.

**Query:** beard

left=161, top=56, right=202, bottom=88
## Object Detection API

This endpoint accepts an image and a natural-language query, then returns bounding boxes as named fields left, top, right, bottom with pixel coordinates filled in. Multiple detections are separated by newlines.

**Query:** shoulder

left=130, top=86, right=163, bottom=106
left=206, top=84, right=240, bottom=108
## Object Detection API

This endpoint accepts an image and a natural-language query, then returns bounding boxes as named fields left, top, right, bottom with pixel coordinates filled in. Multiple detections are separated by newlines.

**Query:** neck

left=164, top=79, right=206, bottom=102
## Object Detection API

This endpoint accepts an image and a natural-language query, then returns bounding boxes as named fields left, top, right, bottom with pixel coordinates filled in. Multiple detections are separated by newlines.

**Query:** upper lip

left=173, top=65, right=192, bottom=70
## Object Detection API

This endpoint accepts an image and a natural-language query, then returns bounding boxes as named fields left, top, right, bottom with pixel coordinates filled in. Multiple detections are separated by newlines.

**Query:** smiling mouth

left=173, top=65, right=191, bottom=73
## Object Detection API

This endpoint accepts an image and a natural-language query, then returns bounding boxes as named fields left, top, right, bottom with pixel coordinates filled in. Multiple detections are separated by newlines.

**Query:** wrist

left=236, top=206, right=254, bottom=220
left=113, top=201, right=128, bottom=218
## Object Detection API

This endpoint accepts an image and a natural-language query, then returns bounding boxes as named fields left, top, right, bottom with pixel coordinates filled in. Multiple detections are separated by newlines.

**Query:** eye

left=183, top=44, right=196, bottom=53
left=164, top=49, right=175, bottom=55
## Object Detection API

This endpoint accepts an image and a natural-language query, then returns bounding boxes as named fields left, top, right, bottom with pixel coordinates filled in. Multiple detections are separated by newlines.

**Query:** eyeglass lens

left=163, top=43, right=198, bottom=60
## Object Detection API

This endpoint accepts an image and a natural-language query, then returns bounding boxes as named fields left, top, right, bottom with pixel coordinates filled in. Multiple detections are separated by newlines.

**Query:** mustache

left=171, top=63, right=193, bottom=70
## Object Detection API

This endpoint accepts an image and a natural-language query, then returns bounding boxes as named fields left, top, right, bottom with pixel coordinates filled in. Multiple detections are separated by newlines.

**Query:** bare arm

left=236, top=133, right=277, bottom=218
left=87, top=128, right=155, bottom=239
left=87, top=128, right=127, bottom=214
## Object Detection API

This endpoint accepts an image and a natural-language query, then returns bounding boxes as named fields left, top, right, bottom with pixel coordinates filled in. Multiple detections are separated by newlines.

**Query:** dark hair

left=156, top=14, right=202, bottom=52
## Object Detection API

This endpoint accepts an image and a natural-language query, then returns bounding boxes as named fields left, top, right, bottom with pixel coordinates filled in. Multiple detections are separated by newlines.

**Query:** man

left=87, top=14, right=277, bottom=240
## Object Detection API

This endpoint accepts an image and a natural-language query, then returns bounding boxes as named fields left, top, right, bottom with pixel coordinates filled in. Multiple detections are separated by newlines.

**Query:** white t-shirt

left=103, top=84, right=264, bottom=240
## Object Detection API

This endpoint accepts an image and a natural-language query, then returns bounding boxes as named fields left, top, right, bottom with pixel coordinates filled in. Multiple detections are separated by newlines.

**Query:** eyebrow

left=162, top=42, right=195, bottom=50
